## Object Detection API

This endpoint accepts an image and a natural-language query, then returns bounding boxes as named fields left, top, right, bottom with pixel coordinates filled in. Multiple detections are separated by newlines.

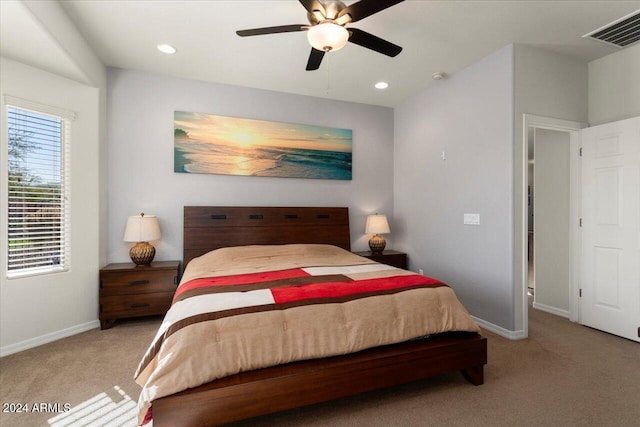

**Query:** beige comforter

left=134, top=244, right=480, bottom=425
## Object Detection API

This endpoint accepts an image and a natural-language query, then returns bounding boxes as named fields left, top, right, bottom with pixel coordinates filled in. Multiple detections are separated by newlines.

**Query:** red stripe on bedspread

left=142, top=407, right=152, bottom=425
left=174, top=268, right=310, bottom=302
left=272, top=274, right=442, bottom=303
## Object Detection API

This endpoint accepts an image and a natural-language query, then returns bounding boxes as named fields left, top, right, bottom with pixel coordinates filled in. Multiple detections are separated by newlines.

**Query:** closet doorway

left=530, top=128, right=571, bottom=317
left=521, top=115, right=587, bottom=336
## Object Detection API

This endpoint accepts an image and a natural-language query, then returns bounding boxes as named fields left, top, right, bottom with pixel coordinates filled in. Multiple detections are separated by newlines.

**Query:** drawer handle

left=130, top=303, right=150, bottom=309
left=129, top=280, right=150, bottom=286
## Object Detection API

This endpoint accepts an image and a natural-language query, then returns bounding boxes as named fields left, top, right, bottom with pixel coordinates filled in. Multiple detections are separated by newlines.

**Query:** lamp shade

left=123, top=213, right=161, bottom=242
left=307, top=22, right=349, bottom=52
left=365, top=214, right=390, bottom=235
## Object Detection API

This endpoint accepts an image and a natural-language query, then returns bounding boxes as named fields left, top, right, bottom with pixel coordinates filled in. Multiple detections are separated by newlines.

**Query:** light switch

left=464, top=213, right=480, bottom=225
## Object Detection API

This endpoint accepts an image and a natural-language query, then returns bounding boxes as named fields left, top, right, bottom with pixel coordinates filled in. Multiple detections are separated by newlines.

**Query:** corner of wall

left=588, top=43, right=640, bottom=125
left=393, top=44, right=516, bottom=331
left=22, top=0, right=106, bottom=87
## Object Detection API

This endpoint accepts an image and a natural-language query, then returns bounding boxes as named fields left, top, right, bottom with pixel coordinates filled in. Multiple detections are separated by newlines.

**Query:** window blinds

left=6, top=105, right=70, bottom=275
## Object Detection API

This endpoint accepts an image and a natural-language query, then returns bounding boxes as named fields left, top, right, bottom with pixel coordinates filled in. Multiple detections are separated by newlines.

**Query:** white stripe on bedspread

left=303, top=264, right=399, bottom=276
left=151, top=289, right=275, bottom=343
left=152, top=265, right=398, bottom=343
left=154, top=264, right=397, bottom=341
left=151, top=265, right=398, bottom=343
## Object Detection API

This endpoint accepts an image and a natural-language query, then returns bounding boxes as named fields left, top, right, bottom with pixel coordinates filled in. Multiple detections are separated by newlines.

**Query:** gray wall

left=107, top=68, right=395, bottom=264
left=513, top=45, right=588, bottom=332
left=394, top=44, right=589, bottom=333
left=394, top=45, right=515, bottom=329
left=588, top=43, right=640, bottom=126
left=0, top=0, right=106, bottom=354
left=0, top=58, right=101, bottom=353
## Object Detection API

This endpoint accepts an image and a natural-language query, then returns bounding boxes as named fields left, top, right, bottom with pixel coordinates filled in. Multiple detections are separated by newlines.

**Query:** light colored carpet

left=1, top=306, right=639, bottom=427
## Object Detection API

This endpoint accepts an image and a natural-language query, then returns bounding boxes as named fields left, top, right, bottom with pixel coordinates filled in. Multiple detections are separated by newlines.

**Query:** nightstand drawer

left=353, top=250, right=407, bottom=269
left=100, top=292, right=173, bottom=318
left=100, top=269, right=177, bottom=296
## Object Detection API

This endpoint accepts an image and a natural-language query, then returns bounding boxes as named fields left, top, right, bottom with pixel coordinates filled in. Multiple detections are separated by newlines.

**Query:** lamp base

left=368, top=234, right=386, bottom=255
left=130, top=242, right=156, bottom=266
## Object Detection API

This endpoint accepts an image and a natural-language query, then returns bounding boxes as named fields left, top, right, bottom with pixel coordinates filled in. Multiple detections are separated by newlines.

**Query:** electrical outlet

left=419, top=269, right=424, bottom=275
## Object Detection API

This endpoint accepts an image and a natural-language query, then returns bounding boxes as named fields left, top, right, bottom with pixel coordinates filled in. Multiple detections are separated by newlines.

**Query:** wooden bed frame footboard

left=153, top=333, right=487, bottom=427
left=151, top=206, right=488, bottom=426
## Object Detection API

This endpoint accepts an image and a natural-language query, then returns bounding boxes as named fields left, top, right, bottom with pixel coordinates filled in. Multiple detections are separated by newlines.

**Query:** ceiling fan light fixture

left=307, top=22, right=349, bottom=52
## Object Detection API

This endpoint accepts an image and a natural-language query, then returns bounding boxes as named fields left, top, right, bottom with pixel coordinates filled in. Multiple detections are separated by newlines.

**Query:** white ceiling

left=0, top=0, right=88, bottom=83
left=6, top=1, right=640, bottom=107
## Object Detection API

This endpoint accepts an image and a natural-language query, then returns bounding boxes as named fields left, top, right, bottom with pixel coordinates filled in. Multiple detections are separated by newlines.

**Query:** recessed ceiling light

left=375, top=81, right=389, bottom=90
left=157, top=44, right=177, bottom=54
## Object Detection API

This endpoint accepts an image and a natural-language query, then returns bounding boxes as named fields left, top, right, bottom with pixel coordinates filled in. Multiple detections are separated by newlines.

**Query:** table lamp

left=124, top=213, right=161, bottom=266
left=365, top=214, right=390, bottom=255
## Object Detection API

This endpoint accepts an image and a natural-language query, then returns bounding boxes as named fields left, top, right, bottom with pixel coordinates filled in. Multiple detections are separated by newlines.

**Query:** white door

left=581, top=116, right=640, bottom=342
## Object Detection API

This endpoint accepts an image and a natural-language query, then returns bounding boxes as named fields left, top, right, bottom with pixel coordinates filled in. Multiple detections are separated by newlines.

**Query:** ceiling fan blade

left=348, top=28, right=402, bottom=57
left=306, top=48, right=325, bottom=71
left=338, top=0, right=404, bottom=23
left=236, top=25, right=306, bottom=37
left=298, top=0, right=326, bottom=17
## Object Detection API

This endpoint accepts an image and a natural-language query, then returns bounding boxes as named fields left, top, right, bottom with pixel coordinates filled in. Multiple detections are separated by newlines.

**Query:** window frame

left=3, top=95, right=74, bottom=279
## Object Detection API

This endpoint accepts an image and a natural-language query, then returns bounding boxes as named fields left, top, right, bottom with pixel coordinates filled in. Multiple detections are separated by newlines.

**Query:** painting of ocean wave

left=174, top=111, right=352, bottom=180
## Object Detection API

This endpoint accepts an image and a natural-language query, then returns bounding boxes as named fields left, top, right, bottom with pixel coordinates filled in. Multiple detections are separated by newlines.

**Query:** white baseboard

left=0, top=320, right=100, bottom=357
left=471, top=315, right=527, bottom=340
left=532, top=302, right=570, bottom=319
left=0, top=312, right=555, bottom=355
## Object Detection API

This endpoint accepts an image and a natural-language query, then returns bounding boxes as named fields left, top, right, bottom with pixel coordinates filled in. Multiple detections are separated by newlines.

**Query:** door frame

left=520, top=114, right=588, bottom=337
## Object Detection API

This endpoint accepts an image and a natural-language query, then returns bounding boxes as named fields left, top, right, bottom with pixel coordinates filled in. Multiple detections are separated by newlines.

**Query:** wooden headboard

left=183, top=206, right=351, bottom=268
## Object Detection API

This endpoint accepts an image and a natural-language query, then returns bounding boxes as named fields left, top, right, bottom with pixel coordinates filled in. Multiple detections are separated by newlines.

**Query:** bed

left=136, top=206, right=487, bottom=426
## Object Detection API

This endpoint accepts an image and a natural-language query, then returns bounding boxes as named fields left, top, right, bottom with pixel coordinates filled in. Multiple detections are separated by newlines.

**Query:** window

left=5, top=98, right=73, bottom=277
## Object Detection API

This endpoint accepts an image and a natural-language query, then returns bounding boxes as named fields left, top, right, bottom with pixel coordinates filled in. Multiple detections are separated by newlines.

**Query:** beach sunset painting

left=174, top=111, right=352, bottom=180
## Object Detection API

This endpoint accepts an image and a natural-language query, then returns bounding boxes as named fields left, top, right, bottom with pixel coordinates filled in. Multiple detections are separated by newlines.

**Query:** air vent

left=583, top=9, right=640, bottom=48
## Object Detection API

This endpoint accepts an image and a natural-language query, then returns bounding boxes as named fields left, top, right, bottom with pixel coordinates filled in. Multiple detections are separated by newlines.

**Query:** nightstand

left=353, top=250, right=407, bottom=269
left=99, top=260, right=181, bottom=329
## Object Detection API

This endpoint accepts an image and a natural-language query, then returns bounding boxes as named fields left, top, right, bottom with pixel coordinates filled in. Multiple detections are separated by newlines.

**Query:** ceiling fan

left=236, top=0, right=404, bottom=71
